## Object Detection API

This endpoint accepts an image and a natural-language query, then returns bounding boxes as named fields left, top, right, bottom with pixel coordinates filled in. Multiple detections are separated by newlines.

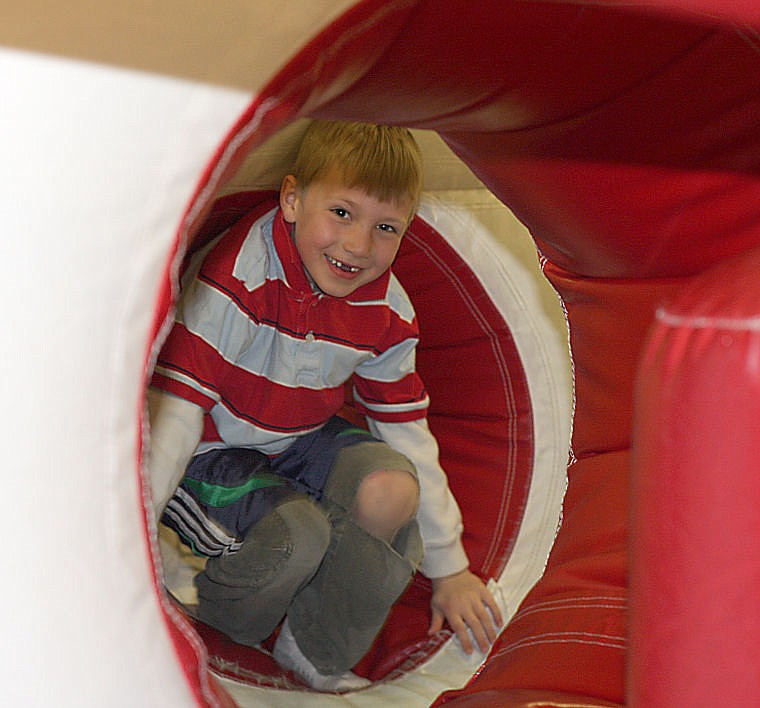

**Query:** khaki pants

left=195, top=440, right=424, bottom=674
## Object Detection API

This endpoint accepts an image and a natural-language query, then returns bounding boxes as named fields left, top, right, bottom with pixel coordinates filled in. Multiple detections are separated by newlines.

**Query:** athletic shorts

left=161, top=416, right=412, bottom=557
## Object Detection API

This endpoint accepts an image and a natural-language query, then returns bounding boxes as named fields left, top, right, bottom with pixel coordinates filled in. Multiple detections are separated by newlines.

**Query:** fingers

left=428, top=609, right=444, bottom=636
left=469, top=602, right=498, bottom=653
left=488, top=597, right=504, bottom=629
left=447, top=599, right=500, bottom=654
left=451, top=615, right=475, bottom=654
left=429, top=572, right=504, bottom=654
left=481, top=587, right=504, bottom=634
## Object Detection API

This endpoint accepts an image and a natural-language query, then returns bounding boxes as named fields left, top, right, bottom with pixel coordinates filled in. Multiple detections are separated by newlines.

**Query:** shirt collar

left=272, top=208, right=391, bottom=302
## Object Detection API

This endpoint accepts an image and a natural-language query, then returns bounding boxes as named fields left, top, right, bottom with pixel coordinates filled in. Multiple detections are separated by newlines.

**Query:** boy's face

left=280, top=171, right=414, bottom=298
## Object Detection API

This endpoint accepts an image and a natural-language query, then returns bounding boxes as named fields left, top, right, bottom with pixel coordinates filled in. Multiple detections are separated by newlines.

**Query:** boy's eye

left=377, top=223, right=399, bottom=234
left=332, top=208, right=350, bottom=219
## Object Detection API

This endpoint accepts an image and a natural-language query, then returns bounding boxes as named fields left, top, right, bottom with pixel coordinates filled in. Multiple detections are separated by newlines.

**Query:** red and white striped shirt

left=152, top=201, right=430, bottom=457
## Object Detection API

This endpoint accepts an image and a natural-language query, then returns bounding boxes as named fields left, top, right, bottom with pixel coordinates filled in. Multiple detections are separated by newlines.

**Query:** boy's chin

left=318, top=282, right=362, bottom=298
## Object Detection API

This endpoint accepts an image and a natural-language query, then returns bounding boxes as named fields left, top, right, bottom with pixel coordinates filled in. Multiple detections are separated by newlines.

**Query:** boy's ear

left=279, top=174, right=299, bottom=223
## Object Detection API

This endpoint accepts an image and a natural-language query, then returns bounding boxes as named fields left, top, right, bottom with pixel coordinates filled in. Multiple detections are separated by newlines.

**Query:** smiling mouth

left=326, top=255, right=361, bottom=273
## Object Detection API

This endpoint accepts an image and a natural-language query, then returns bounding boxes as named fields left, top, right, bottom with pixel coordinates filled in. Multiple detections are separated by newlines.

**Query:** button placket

left=297, top=296, right=320, bottom=385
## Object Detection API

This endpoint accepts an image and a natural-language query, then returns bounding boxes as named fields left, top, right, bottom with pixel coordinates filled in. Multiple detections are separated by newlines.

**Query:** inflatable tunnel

left=3, top=1, right=760, bottom=706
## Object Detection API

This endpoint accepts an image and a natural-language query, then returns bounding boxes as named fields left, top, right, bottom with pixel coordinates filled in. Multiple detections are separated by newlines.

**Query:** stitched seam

left=493, top=631, right=627, bottom=660
left=657, top=308, right=760, bottom=331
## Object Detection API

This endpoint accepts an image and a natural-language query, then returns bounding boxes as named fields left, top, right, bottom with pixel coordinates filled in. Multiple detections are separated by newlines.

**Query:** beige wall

left=0, top=1, right=356, bottom=89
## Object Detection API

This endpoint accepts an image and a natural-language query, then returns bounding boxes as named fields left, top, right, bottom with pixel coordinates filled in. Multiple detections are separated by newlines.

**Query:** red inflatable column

left=630, top=247, right=760, bottom=706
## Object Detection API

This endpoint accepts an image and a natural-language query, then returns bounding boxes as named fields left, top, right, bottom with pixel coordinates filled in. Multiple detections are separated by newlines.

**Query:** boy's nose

left=343, top=227, right=372, bottom=258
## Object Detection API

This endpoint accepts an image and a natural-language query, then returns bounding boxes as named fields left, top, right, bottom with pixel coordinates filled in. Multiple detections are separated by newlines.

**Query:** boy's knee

left=207, top=496, right=330, bottom=587
left=353, top=469, right=419, bottom=542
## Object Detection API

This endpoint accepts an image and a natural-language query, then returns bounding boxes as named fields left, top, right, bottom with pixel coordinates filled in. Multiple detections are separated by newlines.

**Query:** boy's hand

left=429, top=569, right=504, bottom=654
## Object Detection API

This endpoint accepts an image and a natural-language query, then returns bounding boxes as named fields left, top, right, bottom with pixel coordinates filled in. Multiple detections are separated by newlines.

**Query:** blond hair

left=292, top=120, right=423, bottom=211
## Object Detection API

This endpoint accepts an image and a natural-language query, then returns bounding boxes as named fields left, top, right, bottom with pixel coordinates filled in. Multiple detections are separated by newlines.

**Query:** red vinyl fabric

left=630, top=247, right=760, bottom=707
left=433, top=272, right=684, bottom=705
left=158, top=0, right=760, bottom=704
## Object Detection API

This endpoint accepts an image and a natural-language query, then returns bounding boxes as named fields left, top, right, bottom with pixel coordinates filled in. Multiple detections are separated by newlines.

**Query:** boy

left=148, top=120, right=502, bottom=692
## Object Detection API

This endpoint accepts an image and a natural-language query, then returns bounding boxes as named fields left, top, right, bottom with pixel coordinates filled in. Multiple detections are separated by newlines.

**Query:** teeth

left=327, top=255, right=360, bottom=273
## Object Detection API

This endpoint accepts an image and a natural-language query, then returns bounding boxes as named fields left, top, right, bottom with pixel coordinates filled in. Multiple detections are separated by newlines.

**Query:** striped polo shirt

left=151, top=200, right=429, bottom=457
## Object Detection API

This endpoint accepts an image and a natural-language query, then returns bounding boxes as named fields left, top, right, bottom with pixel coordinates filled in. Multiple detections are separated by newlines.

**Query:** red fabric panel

left=398, top=218, right=534, bottom=578
left=442, top=24, right=760, bottom=279
left=600, top=0, right=760, bottom=24
left=630, top=246, right=760, bottom=706
left=436, top=260, right=680, bottom=705
left=315, top=3, right=704, bottom=130
left=436, top=451, right=627, bottom=705
left=543, top=263, right=684, bottom=457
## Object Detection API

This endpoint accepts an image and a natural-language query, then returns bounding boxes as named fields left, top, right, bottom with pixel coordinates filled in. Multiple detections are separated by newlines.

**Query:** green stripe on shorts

left=183, top=472, right=286, bottom=508
left=335, top=426, right=373, bottom=438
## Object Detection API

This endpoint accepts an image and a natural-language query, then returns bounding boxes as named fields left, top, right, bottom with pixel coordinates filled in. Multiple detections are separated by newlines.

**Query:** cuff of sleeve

left=419, top=537, right=470, bottom=579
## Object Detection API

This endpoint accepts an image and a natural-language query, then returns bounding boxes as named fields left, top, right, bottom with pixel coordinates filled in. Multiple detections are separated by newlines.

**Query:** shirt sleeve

left=353, top=328, right=430, bottom=423
left=150, top=273, right=228, bottom=413
left=366, top=417, right=469, bottom=578
left=151, top=209, right=269, bottom=412
left=146, top=388, right=204, bottom=516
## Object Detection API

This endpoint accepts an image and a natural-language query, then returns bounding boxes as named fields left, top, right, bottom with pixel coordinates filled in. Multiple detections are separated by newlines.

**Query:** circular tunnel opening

left=152, top=120, right=571, bottom=702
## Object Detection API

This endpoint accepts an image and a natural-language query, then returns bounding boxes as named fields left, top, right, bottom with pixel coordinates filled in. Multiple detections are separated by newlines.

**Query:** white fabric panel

left=0, top=48, right=250, bottom=707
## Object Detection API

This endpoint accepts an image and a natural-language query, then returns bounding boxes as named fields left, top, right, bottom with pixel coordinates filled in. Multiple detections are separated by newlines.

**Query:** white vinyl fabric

left=0, top=48, right=250, bottom=707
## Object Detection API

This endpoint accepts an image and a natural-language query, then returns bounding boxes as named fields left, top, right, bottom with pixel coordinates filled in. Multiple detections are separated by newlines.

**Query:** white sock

left=273, top=618, right=372, bottom=693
